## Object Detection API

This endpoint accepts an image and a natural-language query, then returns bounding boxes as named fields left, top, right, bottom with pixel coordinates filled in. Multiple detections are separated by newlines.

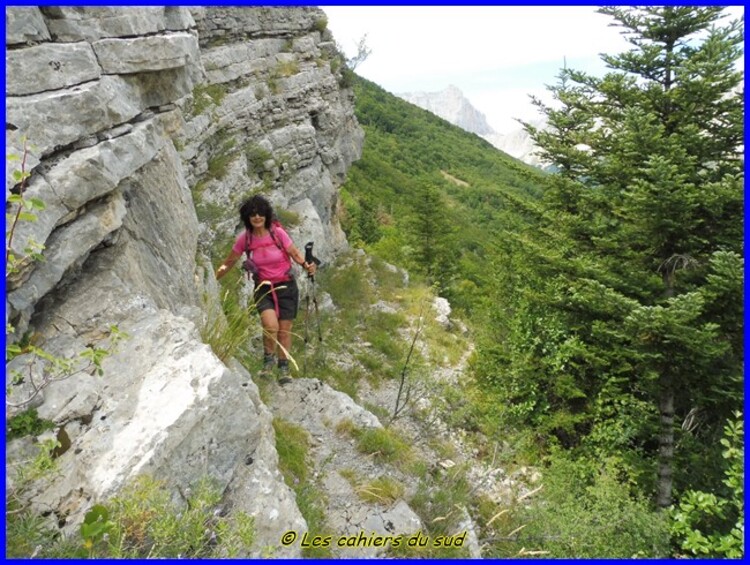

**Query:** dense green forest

left=340, top=6, right=743, bottom=558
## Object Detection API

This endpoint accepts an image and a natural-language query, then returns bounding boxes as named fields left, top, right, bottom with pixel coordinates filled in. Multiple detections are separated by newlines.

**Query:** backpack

left=242, top=219, right=292, bottom=283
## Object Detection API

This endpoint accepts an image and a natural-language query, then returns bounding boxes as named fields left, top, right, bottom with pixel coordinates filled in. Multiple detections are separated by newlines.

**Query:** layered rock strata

left=5, top=6, right=364, bottom=555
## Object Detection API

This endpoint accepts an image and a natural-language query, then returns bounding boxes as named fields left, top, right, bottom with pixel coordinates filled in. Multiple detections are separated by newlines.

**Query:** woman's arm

left=215, top=249, right=242, bottom=279
left=286, top=243, right=317, bottom=276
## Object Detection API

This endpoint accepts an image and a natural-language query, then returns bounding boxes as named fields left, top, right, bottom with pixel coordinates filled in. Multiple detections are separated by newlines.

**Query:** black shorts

left=254, top=278, right=299, bottom=321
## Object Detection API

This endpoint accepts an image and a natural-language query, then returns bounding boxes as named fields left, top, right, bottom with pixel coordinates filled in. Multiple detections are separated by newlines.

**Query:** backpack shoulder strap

left=269, top=223, right=285, bottom=251
left=269, top=224, right=292, bottom=277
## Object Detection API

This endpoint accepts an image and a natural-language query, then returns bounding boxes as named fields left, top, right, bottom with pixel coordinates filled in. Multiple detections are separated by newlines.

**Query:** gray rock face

left=40, top=6, right=194, bottom=42
left=92, top=32, right=200, bottom=74
left=182, top=6, right=363, bottom=269
left=5, top=7, right=51, bottom=45
left=223, top=360, right=307, bottom=558
left=7, top=192, right=127, bottom=319
left=15, top=311, right=295, bottom=546
left=5, top=5, right=364, bottom=557
left=7, top=118, right=167, bottom=302
left=6, top=42, right=100, bottom=96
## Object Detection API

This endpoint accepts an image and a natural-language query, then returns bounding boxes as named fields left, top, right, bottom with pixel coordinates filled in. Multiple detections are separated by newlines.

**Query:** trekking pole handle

left=304, top=242, right=321, bottom=278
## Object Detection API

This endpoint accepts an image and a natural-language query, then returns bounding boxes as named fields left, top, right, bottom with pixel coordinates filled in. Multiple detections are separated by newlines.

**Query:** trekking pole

left=302, top=242, right=322, bottom=378
left=309, top=278, right=322, bottom=344
left=303, top=283, right=311, bottom=378
left=304, top=242, right=323, bottom=344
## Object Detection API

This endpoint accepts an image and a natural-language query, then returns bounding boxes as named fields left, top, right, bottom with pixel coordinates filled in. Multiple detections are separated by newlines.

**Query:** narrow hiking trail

left=255, top=251, right=541, bottom=557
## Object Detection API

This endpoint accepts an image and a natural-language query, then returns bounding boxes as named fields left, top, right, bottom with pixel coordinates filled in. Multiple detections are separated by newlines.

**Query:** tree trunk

left=657, top=269, right=676, bottom=509
left=656, top=373, right=675, bottom=509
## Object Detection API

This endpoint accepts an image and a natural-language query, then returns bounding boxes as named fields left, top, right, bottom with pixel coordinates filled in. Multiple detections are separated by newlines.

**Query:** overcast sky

left=322, top=5, right=744, bottom=133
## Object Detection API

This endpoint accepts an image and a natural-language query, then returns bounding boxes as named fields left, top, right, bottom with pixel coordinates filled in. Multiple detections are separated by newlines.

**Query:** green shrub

left=339, top=67, right=355, bottom=89
left=6, top=439, right=60, bottom=553
left=354, top=351, right=392, bottom=381
left=501, top=453, right=670, bottom=558
left=313, top=17, right=328, bottom=33
left=389, top=464, right=472, bottom=558
left=364, top=313, right=404, bottom=360
left=338, top=469, right=405, bottom=506
left=321, top=257, right=373, bottom=312
left=275, top=59, right=299, bottom=78
left=11, top=475, right=255, bottom=558
left=275, top=208, right=301, bottom=229
left=6, top=408, right=55, bottom=441
left=245, top=145, right=274, bottom=175
left=273, top=418, right=310, bottom=485
left=206, top=137, right=237, bottom=181
left=201, top=288, right=256, bottom=364
left=357, top=475, right=405, bottom=505
left=670, top=413, right=744, bottom=558
left=5, top=503, right=59, bottom=557
left=104, top=475, right=253, bottom=558
left=354, top=426, right=412, bottom=465
left=294, top=483, right=332, bottom=558
left=267, top=76, right=279, bottom=95
left=330, top=56, right=341, bottom=74
left=190, top=83, right=227, bottom=117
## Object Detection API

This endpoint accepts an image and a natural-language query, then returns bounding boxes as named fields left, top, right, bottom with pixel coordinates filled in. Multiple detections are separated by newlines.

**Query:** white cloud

left=322, top=6, right=631, bottom=132
left=322, top=5, right=744, bottom=134
left=324, top=6, right=630, bottom=78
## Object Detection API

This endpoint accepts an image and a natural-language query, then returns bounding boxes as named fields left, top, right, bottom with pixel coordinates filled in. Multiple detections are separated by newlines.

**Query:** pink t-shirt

left=232, top=227, right=294, bottom=283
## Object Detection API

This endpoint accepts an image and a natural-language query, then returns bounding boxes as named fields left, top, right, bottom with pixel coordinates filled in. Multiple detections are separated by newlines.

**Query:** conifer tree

left=519, top=6, right=743, bottom=508
left=411, top=182, right=456, bottom=291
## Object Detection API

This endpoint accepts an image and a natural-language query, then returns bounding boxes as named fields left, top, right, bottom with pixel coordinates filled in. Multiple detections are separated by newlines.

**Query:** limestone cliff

left=5, top=6, right=363, bottom=556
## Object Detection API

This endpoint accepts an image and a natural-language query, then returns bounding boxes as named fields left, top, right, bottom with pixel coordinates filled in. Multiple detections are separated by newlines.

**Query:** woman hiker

left=215, top=195, right=316, bottom=384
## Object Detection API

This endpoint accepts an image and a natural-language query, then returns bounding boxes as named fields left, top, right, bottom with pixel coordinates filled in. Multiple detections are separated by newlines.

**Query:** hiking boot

left=259, top=353, right=276, bottom=377
left=277, top=361, right=292, bottom=385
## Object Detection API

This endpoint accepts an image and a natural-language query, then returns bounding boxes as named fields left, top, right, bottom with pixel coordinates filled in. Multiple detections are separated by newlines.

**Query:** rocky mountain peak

left=482, top=118, right=550, bottom=168
left=397, top=85, right=495, bottom=136
left=395, top=84, right=550, bottom=168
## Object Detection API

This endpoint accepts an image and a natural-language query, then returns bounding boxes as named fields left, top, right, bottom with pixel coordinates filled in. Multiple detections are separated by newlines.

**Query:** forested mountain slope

left=338, top=6, right=744, bottom=555
left=340, top=76, right=546, bottom=316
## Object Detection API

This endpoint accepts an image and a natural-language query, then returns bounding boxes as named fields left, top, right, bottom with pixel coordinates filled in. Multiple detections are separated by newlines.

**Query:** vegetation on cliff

left=340, top=6, right=743, bottom=557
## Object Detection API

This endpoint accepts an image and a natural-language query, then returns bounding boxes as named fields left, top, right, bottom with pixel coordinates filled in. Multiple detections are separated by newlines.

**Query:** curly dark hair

left=239, top=195, right=273, bottom=231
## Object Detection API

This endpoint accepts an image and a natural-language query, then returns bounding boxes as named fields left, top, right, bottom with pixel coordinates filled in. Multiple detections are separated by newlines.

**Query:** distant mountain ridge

left=396, top=85, right=548, bottom=168
left=483, top=123, right=549, bottom=169
left=397, top=85, right=494, bottom=136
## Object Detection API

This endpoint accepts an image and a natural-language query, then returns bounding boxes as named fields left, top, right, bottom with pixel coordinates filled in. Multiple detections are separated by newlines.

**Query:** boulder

left=433, top=297, right=452, bottom=329
left=223, top=360, right=307, bottom=558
